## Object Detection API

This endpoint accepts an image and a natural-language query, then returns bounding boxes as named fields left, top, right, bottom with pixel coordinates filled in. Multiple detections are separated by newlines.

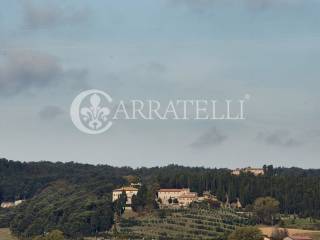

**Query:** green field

left=281, top=216, right=320, bottom=230
left=115, top=208, right=252, bottom=240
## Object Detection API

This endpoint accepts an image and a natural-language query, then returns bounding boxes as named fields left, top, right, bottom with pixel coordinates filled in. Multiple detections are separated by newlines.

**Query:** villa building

left=178, top=192, right=198, bottom=207
left=1, top=200, right=24, bottom=208
left=232, top=167, right=264, bottom=176
left=112, top=186, right=138, bottom=205
left=158, top=188, right=189, bottom=204
left=157, top=188, right=198, bottom=207
left=201, top=191, right=218, bottom=201
left=1, top=202, right=15, bottom=208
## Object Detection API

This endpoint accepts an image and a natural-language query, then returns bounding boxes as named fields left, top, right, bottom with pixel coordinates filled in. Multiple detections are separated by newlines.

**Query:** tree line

left=1, top=158, right=320, bottom=237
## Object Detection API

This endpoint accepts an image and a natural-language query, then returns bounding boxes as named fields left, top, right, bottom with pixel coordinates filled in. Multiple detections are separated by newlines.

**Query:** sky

left=0, top=0, right=320, bottom=168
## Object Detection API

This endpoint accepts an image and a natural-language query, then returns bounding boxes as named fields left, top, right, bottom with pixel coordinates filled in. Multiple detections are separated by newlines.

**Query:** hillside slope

left=117, top=208, right=251, bottom=240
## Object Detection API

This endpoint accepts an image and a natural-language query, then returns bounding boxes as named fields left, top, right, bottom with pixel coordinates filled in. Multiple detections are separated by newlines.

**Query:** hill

left=1, top=158, right=320, bottom=238
left=9, top=181, right=114, bottom=238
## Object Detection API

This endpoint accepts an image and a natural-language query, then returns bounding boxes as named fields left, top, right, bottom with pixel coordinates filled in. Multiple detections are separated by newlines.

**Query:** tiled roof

left=158, top=188, right=188, bottom=192
left=178, top=193, right=198, bottom=198
left=113, top=186, right=138, bottom=192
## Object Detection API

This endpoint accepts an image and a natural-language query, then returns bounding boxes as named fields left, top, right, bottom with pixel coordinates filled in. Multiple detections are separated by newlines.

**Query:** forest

left=0, top=158, right=320, bottom=237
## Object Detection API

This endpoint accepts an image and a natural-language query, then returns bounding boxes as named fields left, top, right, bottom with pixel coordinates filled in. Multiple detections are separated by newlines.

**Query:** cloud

left=169, top=0, right=218, bottom=12
left=257, top=130, right=301, bottom=147
left=190, top=127, right=227, bottom=148
left=38, top=105, right=64, bottom=120
left=22, top=0, right=90, bottom=29
left=0, top=50, right=88, bottom=95
left=244, top=0, right=303, bottom=11
left=307, top=130, right=320, bottom=139
left=169, top=0, right=303, bottom=12
left=0, top=51, right=62, bottom=95
left=145, top=62, right=167, bottom=74
left=102, top=61, right=171, bottom=97
left=64, top=68, right=89, bottom=90
left=131, top=62, right=167, bottom=80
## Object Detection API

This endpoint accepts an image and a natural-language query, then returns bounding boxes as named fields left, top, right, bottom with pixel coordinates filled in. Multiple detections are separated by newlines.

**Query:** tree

left=253, top=197, right=279, bottom=225
left=206, top=199, right=221, bottom=209
left=10, top=182, right=115, bottom=238
left=228, top=227, right=264, bottom=240
left=263, top=165, right=274, bottom=176
left=132, top=185, right=148, bottom=212
left=146, top=183, right=160, bottom=210
left=114, top=191, right=127, bottom=218
left=137, top=185, right=148, bottom=207
left=123, top=175, right=140, bottom=184
left=4, top=159, right=320, bottom=238
left=131, top=194, right=139, bottom=212
left=113, top=191, right=127, bottom=233
left=173, top=198, right=179, bottom=204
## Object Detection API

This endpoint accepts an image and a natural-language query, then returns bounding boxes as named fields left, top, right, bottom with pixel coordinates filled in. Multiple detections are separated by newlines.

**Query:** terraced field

left=118, top=208, right=252, bottom=240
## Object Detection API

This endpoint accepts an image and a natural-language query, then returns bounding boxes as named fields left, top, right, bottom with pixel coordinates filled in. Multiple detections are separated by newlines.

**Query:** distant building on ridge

left=1, top=199, right=24, bottom=208
left=157, top=188, right=198, bottom=207
left=232, top=167, right=264, bottom=176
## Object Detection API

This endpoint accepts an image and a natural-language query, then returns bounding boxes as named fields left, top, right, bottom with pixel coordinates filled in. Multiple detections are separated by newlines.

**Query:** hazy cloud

left=257, top=130, right=301, bottom=147
left=38, top=105, right=64, bottom=120
left=0, top=51, right=62, bottom=95
left=307, top=130, right=320, bottom=139
left=245, top=0, right=303, bottom=11
left=190, top=127, right=227, bottom=148
left=169, top=0, right=303, bottom=12
left=22, top=0, right=90, bottom=29
left=145, top=62, right=167, bottom=74
left=0, top=50, right=88, bottom=95
left=64, top=69, right=89, bottom=90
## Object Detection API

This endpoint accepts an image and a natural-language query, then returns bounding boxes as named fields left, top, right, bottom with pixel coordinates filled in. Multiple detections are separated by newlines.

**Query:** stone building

left=112, top=186, right=138, bottom=205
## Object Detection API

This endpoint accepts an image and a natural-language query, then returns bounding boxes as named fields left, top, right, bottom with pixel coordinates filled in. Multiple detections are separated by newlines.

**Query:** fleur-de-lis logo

left=80, top=94, right=110, bottom=130
left=70, top=90, right=113, bottom=134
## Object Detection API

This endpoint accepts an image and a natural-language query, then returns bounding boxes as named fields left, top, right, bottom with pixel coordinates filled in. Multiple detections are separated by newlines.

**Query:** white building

left=1, top=200, right=24, bottom=208
left=178, top=192, right=198, bottom=207
left=158, top=188, right=198, bottom=207
left=232, top=167, right=264, bottom=176
left=14, top=200, right=24, bottom=206
left=158, top=188, right=189, bottom=204
left=112, top=186, right=138, bottom=205
left=1, top=202, right=15, bottom=208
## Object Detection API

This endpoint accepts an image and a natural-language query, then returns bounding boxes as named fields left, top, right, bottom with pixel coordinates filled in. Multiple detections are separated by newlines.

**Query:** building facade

left=158, top=188, right=198, bottom=207
left=1, top=202, right=15, bottom=208
left=1, top=200, right=24, bottom=208
left=232, top=167, right=264, bottom=176
left=178, top=192, right=198, bottom=207
left=112, top=186, right=138, bottom=205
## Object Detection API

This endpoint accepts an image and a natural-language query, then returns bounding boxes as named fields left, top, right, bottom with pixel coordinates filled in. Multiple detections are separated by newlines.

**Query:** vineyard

left=117, top=208, right=253, bottom=240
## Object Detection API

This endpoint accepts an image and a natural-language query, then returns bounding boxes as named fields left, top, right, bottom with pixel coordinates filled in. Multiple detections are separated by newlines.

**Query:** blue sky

left=0, top=0, right=320, bottom=168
